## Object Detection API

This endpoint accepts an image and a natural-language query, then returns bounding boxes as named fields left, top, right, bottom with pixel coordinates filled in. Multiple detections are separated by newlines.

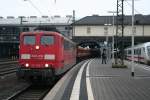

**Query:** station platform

left=44, top=59, right=150, bottom=100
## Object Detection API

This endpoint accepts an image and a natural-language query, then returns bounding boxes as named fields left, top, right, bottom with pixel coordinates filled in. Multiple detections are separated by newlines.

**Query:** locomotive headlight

left=35, top=45, right=40, bottom=50
left=44, top=54, right=55, bottom=60
left=45, top=64, right=49, bottom=68
left=21, top=54, right=30, bottom=59
left=25, top=63, right=29, bottom=67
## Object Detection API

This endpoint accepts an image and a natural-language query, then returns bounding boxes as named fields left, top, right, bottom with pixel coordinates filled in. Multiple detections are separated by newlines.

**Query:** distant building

left=73, top=14, right=150, bottom=45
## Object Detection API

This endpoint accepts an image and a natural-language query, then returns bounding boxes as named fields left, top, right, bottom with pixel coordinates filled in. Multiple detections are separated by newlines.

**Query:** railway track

left=0, top=67, right=17, bottom=76
left=0, top=58, right=16, bottom=62
left=0, top=59, right=57, bottom=100
left=6, top=84, right=52, bottom=100
left=0, top=60, right=18, bottom=66
left=0, top=63, right=18, bottom=76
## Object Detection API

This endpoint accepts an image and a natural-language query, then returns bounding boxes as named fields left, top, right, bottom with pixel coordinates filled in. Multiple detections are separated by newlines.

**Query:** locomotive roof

left=21, top=31, right=62, bottom=36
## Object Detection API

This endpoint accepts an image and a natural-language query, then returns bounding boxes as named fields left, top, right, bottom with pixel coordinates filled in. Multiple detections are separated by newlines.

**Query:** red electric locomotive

left=17, top=31, right=76, bottom=79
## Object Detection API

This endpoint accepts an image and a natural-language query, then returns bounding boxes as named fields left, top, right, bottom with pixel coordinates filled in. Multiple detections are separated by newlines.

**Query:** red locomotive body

left=17, top=31, right=76, bottom=79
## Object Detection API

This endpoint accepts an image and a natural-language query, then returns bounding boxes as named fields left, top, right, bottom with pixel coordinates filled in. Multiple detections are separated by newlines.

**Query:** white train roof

left=125, top=42, right=150, bottom=50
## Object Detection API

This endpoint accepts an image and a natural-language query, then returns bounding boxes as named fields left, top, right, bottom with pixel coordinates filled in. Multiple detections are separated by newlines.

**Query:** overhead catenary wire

left=24, top=0, right=43, bottom=15
left=26, top=0, right=57, bottom=16
left=124, top=1, right=147, bottom=26
left=125, top=1, right=142, bottom=14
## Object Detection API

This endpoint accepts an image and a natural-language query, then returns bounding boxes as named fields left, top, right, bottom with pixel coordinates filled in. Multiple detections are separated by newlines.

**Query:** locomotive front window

left=41, top=36, right=54, bottom=45
left=23, top=35, right=35, bottom=45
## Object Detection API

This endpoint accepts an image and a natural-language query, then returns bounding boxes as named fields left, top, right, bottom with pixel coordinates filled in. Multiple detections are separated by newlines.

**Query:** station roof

left=0, top=16, right=73, bottom=26
left=74, top=14, right=150, bottom=25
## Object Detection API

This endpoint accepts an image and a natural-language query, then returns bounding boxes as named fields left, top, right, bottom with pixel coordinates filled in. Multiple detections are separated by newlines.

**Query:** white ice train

left=125, top=42, right=150, bottom=64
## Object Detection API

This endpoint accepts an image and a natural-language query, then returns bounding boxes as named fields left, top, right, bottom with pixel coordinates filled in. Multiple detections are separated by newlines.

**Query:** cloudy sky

left=0, top=0, right=150, bottom=18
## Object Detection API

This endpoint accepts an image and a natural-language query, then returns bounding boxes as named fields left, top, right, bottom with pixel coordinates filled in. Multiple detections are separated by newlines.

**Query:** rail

left=6, top=84, right=52, bottom=100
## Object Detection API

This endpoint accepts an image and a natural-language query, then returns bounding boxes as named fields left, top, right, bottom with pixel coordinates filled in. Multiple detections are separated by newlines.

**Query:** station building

left=73, top=14, right=150, bottom=47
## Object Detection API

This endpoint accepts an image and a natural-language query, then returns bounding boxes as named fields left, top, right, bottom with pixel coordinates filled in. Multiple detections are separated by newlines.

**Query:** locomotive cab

left=17, top=31, right=64, bottom=79
left=17, top=31, right=76, bottom=80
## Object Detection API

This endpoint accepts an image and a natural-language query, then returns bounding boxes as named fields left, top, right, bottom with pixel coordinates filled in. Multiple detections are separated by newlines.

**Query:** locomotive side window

left=64, top=39, right=75, bottom=50
left=64, top=40, right=70, bottom=50
left=41, top=36, right=54, bottom=45
left=23, top=35, right=35, bottom=45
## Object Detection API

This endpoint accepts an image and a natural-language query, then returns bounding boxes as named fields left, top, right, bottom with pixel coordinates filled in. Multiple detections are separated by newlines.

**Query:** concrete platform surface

left=44, top=59, right=150, bottom=100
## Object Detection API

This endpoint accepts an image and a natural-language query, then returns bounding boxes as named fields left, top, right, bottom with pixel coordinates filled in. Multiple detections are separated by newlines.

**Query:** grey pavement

left=44, top=59, right=150, bottom=100
left=90, top=59, right=150, bottom=100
